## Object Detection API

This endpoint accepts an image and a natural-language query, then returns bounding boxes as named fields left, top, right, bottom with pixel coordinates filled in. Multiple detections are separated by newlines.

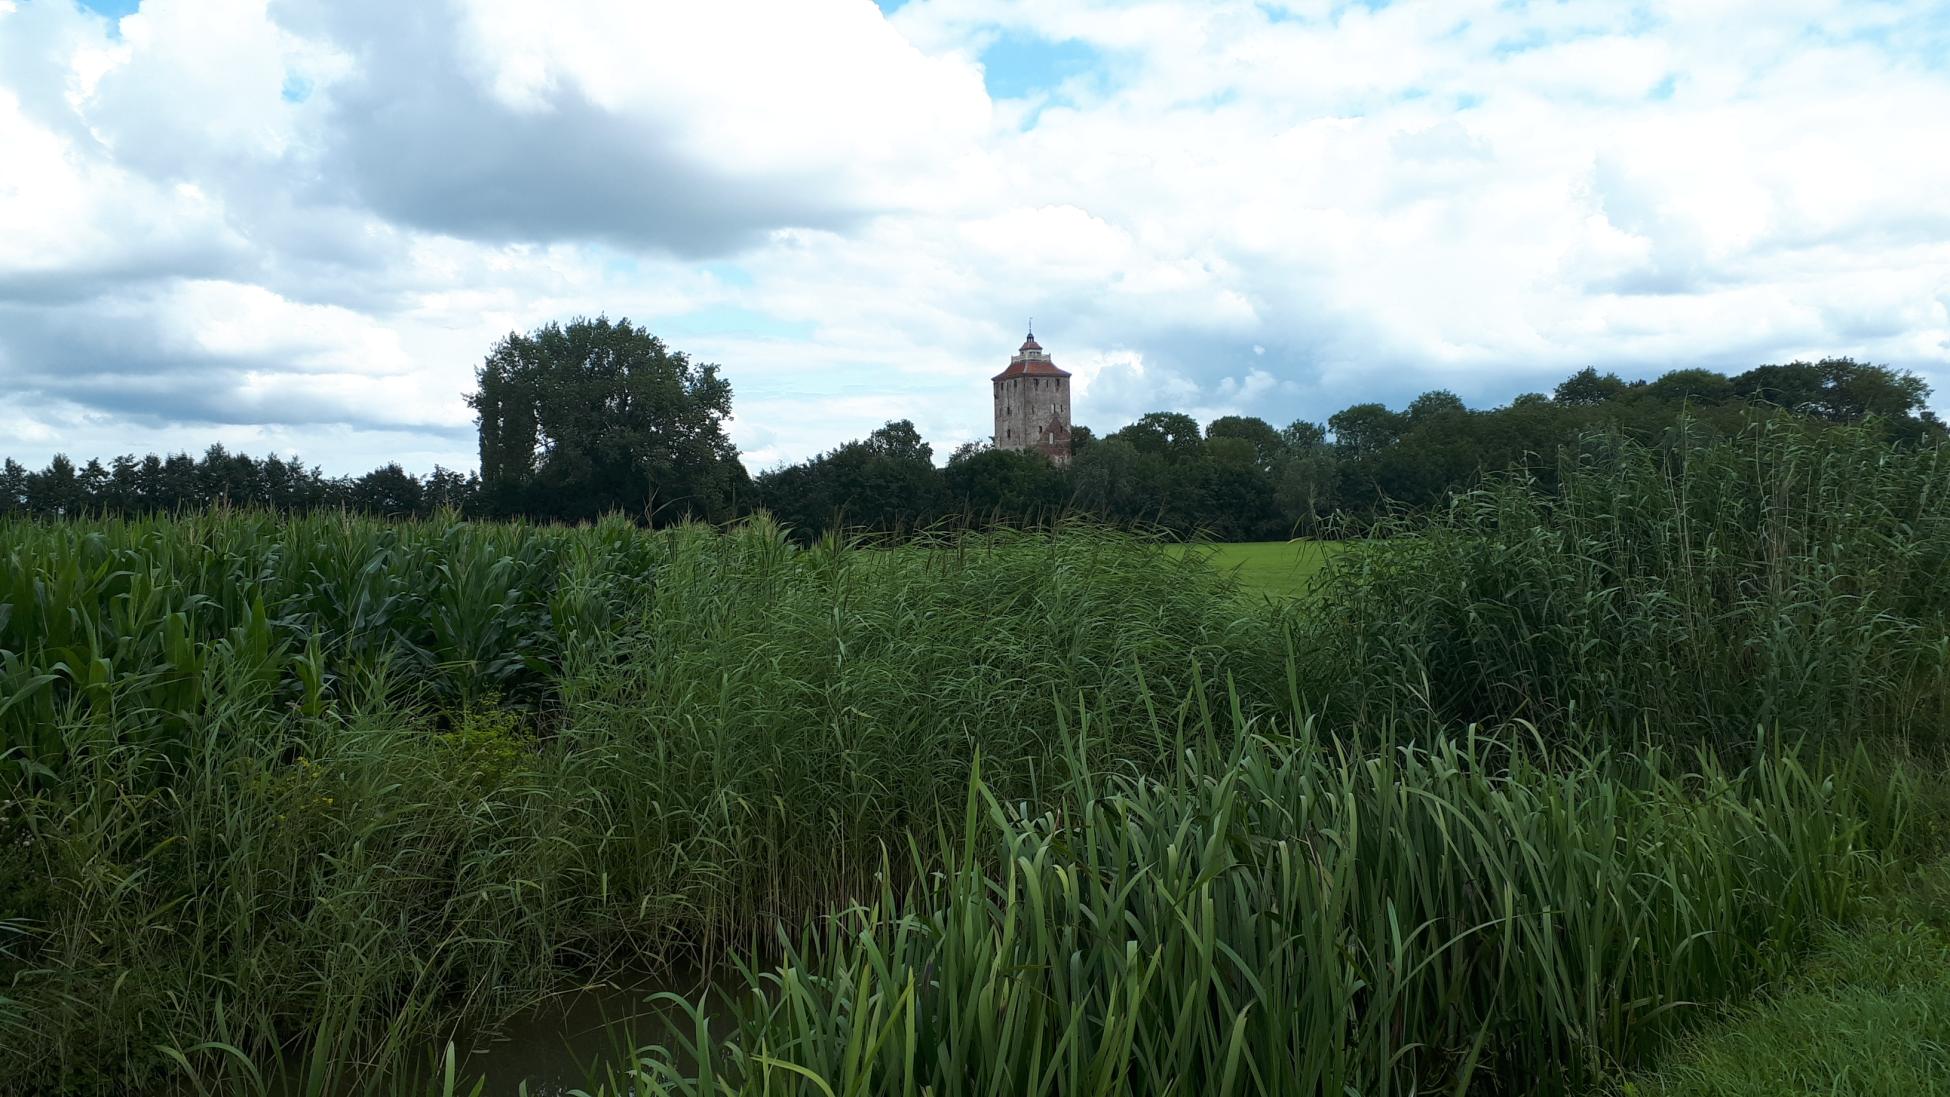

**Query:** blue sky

left=979, top=31, right=1101, bottom=100
left=3, top=0, right=1948, bottom=472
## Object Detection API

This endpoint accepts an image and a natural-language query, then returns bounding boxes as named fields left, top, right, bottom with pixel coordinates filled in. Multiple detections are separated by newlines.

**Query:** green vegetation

left=1624, top=862, right=1950, bottom=1097
left=1288, top=420, right=1950, bottom=742
left=755, top=356, right=1942, bottom=543
left=1179, top=539, right=1340, bottom=597
left=1, top=419, right=1946, bottom=1095
left=0, top=518, right=1276, bottom=1094
left=3, top=317, right=1940, bottom=548
left=470, top=316, right=747, bottom=523
left=596, top=730, right=1906, bottom=1097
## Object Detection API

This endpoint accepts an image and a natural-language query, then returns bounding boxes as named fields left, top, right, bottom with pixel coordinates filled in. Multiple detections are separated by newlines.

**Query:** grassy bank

left=1623, top=860, right=1950, bottom=1096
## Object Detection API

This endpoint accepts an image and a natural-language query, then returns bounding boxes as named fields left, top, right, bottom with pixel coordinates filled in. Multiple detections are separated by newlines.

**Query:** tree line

left=3, top=316, right=1940, bottom=536
left=754, top=355, right=1939, bottom=541
left=0, top=447, right=476, bottom=520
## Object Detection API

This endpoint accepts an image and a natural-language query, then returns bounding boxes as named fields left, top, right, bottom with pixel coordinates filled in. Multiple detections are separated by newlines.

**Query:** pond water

left=450, top=979, right=702, bottom=1095
left=272, top=965, right=738, bottom=1097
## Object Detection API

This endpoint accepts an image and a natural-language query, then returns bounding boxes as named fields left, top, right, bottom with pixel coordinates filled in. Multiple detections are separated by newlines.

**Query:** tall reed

left=586, top=713, right=1910, bottom=1096
left=0, top=517, right=1270, bottom=1094
left=1295, top=418, right=1950, bottom=743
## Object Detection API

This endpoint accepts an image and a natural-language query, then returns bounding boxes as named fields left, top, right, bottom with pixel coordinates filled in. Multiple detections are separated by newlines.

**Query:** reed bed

left=1296, top=418, right=1950, bottom=744
left=592, top=718, right=1910, bottom=1097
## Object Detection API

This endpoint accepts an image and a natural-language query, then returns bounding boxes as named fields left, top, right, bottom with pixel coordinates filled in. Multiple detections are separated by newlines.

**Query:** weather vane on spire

left=1028, top=317, right=1034, bottom=337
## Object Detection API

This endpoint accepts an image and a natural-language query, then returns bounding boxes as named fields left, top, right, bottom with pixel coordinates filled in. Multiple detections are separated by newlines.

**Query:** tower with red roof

left=991, top=326, right=1072, bottom=465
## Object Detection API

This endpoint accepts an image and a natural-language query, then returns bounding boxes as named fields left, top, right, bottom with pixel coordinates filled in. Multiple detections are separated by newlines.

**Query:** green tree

left=1645, top=368, right=1734, bottom=405
left=157, top=454, right=200, bottom=511
left=1731, top=361, right=1825, bottom=412
left=0, top=458, right=26, bottom=515
left=1205, top=415, right=1286, bottom=473
left=1188, top=456, right=1278, bottom=539
left=861, top=419, right=932, bottom=464
left=1327, top=403, right=1405, bottom=458
left=1405, top=390, right=1467, bottom=422
left=349, top=463, right=426, bottom=517
left=1810, top=358, right=1931, bottom=421
left=754, top=420, right=944, bottom=539
left=942, top=446, right=1068, bottom=524
left=1070, top=437, right=1142, bottom=517
left=1275, top=451, right=1338, bottom=534
left=1554, top=368, right=1628, bottom=407
left=26, top=454, right=83, bottom=517
left=827, top=420, right=942, bottom=532
left=1108, top=412, right=1203, bottom=459
left=1280, top=419, right=1329, bottom=455
left=424, top=466, right=478, bottom=513
left=78, top=459, right=110, bottom=505
left=469, top=316, right=744, bottom=522
left=104, top=455, right=142, bottom=512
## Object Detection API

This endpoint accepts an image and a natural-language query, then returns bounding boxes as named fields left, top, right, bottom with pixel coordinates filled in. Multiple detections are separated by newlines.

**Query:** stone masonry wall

left=993, top=374, right=1072, bottom=464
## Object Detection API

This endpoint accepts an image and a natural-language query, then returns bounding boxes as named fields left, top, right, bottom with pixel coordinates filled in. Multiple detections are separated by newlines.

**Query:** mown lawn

left=1178, top=539, right=1343, bottom=597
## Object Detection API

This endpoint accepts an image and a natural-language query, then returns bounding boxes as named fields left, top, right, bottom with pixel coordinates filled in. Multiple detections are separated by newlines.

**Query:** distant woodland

left=6, top=316, right=1940, bottom=540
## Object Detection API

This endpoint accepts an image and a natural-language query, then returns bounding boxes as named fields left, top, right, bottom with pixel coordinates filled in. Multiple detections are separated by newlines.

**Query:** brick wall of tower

left=992, top=373, right=1073, bottom=466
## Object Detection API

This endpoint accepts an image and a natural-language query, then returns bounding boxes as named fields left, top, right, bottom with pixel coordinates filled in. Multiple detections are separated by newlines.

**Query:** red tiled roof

left=992, top=357, right=1071, bottom=381
left=991, top=331, right=1071, bottom=381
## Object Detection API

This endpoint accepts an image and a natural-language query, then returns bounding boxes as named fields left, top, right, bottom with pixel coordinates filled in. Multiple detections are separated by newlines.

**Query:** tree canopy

left=7, top=347, right=1939, bottom=541
left=470, top=316, right=745, bottom=523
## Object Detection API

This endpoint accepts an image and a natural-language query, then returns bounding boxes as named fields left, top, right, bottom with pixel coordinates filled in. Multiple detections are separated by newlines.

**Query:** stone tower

left=991, top=328, right=1072, bottom=465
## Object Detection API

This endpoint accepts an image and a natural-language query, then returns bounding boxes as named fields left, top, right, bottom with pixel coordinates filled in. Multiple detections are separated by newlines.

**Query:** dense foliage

left=757, top=357, right=1941, bottom=541
left=0, top=518, right=1272, bottom=1094
left=1294, top=418, right=1950, bottom=743
left=470, top=316, right=748, bottom=523
left=1, top=421, right=1945, bottom=1095
left=570, top=418, right=1948, bottom=1097
left=3, top=326, right=1938, bottom=543
left=0, top=445, right=475, bottom=519
left=615, top=731, right=1904, bottom=1097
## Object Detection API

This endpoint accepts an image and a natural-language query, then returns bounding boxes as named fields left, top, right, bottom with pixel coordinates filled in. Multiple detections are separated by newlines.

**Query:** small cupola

left=991, top=323, right=1071, bottom=381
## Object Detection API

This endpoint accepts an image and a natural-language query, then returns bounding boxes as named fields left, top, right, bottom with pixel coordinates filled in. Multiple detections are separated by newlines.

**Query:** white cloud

left=452, top=1, right=989, bottom=187
left=77, top=0, right=349, bottom=173
left=0, top=0, right=1946, bottom=473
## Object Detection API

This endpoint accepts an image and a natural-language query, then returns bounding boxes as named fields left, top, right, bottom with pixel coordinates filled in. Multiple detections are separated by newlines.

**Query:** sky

left=2, top=0, right=1948, bottom=474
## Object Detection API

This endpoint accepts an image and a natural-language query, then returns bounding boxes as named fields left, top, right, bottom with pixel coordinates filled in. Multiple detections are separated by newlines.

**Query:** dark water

left=447, top=977, right=716, bottom=1096
left=270, top=966, right=737, bottom=1097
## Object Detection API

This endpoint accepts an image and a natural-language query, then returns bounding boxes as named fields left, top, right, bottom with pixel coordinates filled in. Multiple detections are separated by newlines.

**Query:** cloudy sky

left=3, top=0, right=1948, bottom=473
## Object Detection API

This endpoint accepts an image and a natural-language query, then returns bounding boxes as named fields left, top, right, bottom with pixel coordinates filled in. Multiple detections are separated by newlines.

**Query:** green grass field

left=1178, top=539, right=1342, bottom=597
